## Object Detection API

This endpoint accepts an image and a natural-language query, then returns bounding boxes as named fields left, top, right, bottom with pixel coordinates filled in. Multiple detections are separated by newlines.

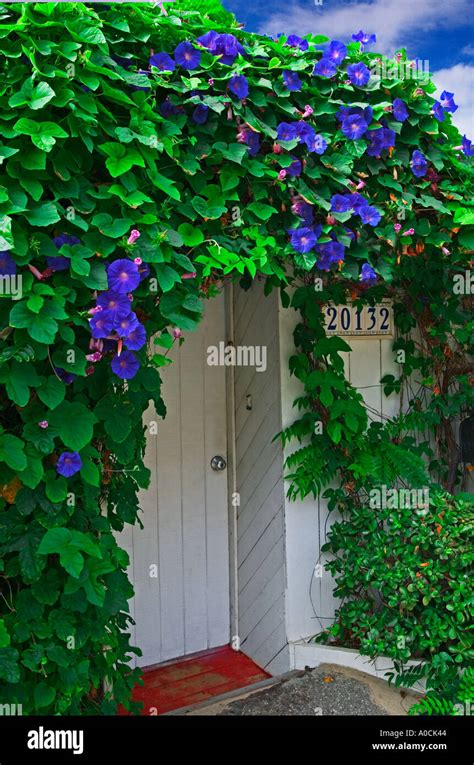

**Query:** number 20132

left=325, top=304, right=392, bottom=336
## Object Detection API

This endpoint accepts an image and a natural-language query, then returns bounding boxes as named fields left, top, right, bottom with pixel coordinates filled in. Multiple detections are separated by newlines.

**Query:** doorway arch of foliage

left=0, top=1, right=472, bottom=714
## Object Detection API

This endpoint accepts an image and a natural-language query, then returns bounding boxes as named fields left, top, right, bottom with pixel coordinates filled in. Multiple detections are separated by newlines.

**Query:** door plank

left=203, top=296, right=230, bottom=648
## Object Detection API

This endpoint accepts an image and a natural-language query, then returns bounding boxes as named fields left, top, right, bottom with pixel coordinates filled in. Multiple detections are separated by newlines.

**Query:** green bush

left=316, top=492, right=474, bottom=712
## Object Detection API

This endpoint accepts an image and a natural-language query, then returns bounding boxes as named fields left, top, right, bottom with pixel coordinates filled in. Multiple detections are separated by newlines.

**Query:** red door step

left=119, top=646, right=270, bottom=715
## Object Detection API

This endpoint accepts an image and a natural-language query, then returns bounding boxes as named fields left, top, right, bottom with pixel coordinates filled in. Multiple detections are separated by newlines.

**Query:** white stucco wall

left=278, top=295, right=400, bottom=645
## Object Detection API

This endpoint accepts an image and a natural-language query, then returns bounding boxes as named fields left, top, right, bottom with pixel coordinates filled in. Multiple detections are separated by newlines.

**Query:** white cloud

left=257, top=0, right=474, bottom=137
left=258, top=0, right=473, bottom=59
left=433, top=64, right=474, bottom=138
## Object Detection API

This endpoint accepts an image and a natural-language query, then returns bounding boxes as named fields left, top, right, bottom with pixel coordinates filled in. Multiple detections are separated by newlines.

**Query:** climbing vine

left=0, top=1, right=471, bottom=714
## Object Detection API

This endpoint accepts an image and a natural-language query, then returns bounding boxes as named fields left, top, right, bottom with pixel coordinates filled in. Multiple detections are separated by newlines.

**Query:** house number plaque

left=324, top=301, right=394, bottom=338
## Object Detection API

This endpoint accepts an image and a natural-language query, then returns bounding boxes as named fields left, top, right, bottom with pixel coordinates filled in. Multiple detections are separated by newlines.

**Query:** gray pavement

left=184, top=663, right=420, bottom=716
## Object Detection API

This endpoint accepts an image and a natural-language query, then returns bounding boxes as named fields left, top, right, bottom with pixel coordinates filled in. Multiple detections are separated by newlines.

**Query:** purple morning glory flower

left=295, top=122, right=315, bottom=147
left=198, top=32, right=245, bottom=65
left=286, top=158, right=302, bottom=177
left=114, top=311, right=140, bottom=338
left=283, top=70, right=302, bottom=91
left=149, top=52, right=176, bottom=72
left=138, top=262, right=150, bottom=281
left=107, top=259, right=141, bottom=294
left=90, top=311, right=115, bottom=339
left=359, top=205, right=382, bottom=226
left=215, top=33, right=245, bottom=65
left=433, top=101, right=445, bottom=122
left=331, top=194, right=352, bottom=213
left=159, top=98, right=182, bottom=118
left=316, top=240, right=345, bottom=270
left=337, top=106, right=352, bottom=123
left=295, top=122, right=327, bottom=154
left=46, top=256, right=69, bottom=271
left=366, top=127, right=395, bottom=156
left=97, top=291, right=131, bottom=319
left=124, top=323, right=147, bottom=351
left=411, top=149, right=428, bottom=178
left=111, top=350, right=140, bottom=380
left=341, top=114, right=368, bottom=140
left=112, top=54, right=133, bottom=70
left=462, top=135, right=474, bottom=156
left=347, top=62, right=371, bottom=87
left=381, top=128, right=396, bottom=148
left=56, top=451, right=82, bottom=478
left=53, top=233, right=81, bottom=249
left=313, top=58, right=338, bottom=78
left=351, top=31, right=376, bottom=46
left=193, top=103, right=209, bottom=124
left=291, top=197, right=314, bottom=225
left=228, top=75, right=249, bottom=99
left=197, top=30, right=220, bottom=50
left=236, top=125, right=260, bottom=156
left=0, top=251, right=17, bottom=275
left=364, top=106, right=374, bottom=124
left=348, top=193, right=369, bottom=213
left=325, top=41, right=347, bottom=64
left=366, top=133, right=384, bottom=157
left=309, top=134, right=328, bottom=154
left=174, top=41, right=201, bottom=71
left=276, top=122, right=298, bottom=142
left=337, top=105, right=373, bottom=125
left=54, top=367, right=76, bottom=385
left=393, top=98, right=409, bottom=122
left=439, top=90, right=458, bottom=113
left=360, top=263, right=377, bottom=283
left=285, top=35, right=309, bottom=51
left=290, top=227, right=318, bottom=253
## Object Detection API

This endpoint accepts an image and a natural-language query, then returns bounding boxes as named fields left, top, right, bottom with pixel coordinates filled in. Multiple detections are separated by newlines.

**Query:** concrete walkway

left=182, top=663, right=420, bottom=716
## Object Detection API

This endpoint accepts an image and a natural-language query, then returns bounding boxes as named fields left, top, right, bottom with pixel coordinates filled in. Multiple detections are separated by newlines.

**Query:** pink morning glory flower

left=127, top=229, right=141, bottom=245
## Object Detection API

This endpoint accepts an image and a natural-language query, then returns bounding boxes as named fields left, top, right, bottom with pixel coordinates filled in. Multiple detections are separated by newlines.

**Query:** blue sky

left=224, top=0, right=474, bottom=137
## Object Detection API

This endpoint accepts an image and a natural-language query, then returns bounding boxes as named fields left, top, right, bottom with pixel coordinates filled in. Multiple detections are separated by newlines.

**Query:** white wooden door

left=121, top=294, right=230, bottom=668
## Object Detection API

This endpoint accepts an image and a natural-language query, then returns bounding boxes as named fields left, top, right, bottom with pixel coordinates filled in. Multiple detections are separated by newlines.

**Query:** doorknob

left=211, top=455, right=227, bottom=471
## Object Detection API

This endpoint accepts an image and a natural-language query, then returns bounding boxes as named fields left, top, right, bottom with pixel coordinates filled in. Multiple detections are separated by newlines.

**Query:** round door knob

left=211, top=455, right=227, bottom=471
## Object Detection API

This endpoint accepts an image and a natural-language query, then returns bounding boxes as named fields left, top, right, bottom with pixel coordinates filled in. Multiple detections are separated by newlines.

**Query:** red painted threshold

left=119, top=646, right=270, bottom=715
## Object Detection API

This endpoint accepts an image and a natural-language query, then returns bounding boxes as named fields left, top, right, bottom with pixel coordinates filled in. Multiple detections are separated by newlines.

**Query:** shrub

left=316, top=492, right=474, bottom=712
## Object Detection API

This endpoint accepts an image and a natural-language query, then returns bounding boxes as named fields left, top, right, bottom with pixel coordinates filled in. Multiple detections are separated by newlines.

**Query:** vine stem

left=47, top=347, right=63, bottom=381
